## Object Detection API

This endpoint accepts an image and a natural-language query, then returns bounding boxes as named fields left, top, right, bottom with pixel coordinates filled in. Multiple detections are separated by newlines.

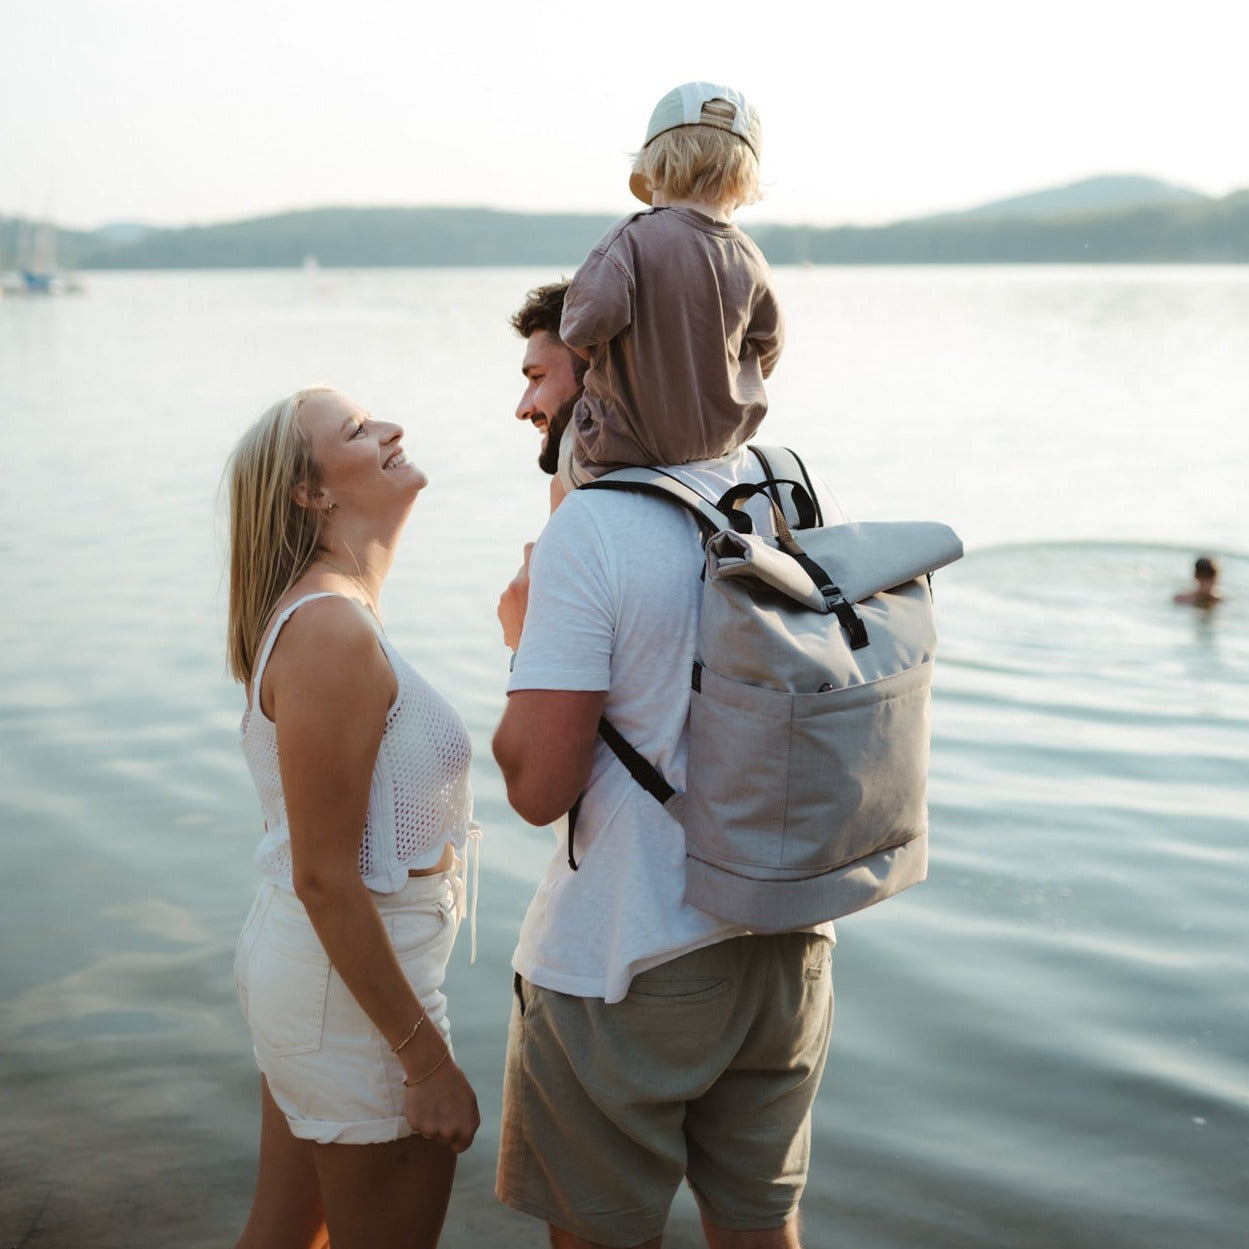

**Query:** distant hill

left=10, top=175, right=1249, bottom=270
left=67, top=207, right=619, bottom=271
left=945, top=174, right=1207, bottom=221
left=749, top=189, right=1249, bottom=264
left=92, top=222, right=155, bottom=245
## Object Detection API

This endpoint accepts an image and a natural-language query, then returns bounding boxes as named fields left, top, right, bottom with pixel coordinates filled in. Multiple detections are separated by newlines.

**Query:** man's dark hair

left=510, top=280, right=588, bottom=386
left=1195, top=556, right=1218, bottom=580
left=510, top=281, right=570, bottom=340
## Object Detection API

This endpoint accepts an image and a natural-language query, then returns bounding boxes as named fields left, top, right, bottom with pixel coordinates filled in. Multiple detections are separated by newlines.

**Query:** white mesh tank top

left=240, top=592, right=474, bottom=893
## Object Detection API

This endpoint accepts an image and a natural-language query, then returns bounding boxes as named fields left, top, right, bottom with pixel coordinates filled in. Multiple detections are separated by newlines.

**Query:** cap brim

left=629, top=170, right=653, bottom=206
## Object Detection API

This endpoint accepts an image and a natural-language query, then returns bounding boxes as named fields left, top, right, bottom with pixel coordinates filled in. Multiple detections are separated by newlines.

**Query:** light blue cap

left=641, top=82, right=760, bottom=153
left=630, top=82, right=762, bottom=204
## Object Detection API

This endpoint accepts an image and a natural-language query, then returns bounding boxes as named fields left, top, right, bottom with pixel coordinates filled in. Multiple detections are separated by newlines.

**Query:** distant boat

left=9, top=215, right=84, bottom=296
left=0, top=231, right=12, bottom=297
left=21, top=269, right=64, bottom=295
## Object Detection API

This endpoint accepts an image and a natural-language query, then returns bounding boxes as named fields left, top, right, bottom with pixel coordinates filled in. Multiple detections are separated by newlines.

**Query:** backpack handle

left=719, top=482, right=870, bottom=650
left=717, top=478, right=819, bottom=533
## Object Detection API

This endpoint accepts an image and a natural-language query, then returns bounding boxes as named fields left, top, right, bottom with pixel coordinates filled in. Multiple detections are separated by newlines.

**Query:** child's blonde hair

left=630, top=89, right=763, bottom=210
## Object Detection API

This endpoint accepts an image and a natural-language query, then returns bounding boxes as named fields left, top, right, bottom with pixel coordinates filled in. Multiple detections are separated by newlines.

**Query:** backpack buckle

left=821, top=587, right=869, bottom=650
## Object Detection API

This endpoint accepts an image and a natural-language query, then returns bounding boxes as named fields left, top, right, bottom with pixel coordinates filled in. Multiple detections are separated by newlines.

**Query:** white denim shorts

left=234, top=866, right=462, bottom=1145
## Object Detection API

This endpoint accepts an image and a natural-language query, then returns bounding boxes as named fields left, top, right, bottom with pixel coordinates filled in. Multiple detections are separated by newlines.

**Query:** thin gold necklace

left=315, top=557, right=380, bottom=622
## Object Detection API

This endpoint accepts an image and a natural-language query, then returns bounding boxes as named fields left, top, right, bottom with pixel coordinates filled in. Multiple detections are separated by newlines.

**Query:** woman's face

left=298, top=391, right=427, bottom=518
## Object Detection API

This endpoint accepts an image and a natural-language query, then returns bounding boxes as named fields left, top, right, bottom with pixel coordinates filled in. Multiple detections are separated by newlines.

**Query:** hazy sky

left=4, top=0, right=1243, bottom=231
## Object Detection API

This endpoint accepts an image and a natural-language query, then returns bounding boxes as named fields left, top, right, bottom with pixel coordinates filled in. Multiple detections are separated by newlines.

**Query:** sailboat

left=20, top=217, right=64, bottom=293
left=0, top=223, right=15, bottom=297
left=8, top=213, right=83, bottom=295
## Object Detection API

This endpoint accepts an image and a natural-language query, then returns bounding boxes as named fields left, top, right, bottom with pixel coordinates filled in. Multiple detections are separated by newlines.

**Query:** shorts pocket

left=233, top=886, right=273, bottom=1020
left=802, top=938, right=832, bottom=982
left=386, top=882, right=457, bottom=982
left=244, top=899, right=332, bottom=1058
left=385, top=885, right=455, bottom=961
left=624, top=974, right=730, bottom=1007
left=614, top=970, right=736, bottom=1070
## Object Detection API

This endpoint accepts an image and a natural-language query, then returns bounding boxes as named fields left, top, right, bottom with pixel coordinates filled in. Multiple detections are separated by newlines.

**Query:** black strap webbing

left=771, top=523, right=870, bottom=650
left=567, top=716, right=676, bottom=870
left=596, top=717, right=676, bottom=805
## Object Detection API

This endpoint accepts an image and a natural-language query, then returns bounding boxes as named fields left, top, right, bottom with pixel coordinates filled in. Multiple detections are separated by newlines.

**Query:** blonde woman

left=226, top=387, right=479, bottom=1249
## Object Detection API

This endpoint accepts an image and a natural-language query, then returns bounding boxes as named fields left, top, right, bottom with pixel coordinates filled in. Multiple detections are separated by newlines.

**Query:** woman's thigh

left=235, top=1076, right=329, bottom=1249
left=312, top=1133, right=457, bottom=1249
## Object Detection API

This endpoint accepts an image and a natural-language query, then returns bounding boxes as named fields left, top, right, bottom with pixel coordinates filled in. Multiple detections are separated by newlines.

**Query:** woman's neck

left=314, top=535, right=393, bottom=613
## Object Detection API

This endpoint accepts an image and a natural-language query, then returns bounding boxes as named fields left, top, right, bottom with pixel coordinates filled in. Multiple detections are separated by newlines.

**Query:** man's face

left=516, top=330, right=581, bottom=474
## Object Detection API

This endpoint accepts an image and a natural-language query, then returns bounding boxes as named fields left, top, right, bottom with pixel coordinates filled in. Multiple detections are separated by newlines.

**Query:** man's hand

left=497, top=543, right=534, bottom=651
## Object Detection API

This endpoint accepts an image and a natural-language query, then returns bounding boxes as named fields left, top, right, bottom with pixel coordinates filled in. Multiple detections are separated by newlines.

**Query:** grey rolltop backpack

left=578, top=446, right=964, bottom=933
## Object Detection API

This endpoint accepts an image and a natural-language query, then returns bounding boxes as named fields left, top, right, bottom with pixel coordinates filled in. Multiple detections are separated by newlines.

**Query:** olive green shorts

left=496, top=933, right=833, bottom=1247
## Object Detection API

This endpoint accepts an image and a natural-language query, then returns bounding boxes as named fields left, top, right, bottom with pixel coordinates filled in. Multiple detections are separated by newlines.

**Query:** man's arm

left=495, top=494, right=614, bottom=825
left=492, top=688, right=606, bottom=827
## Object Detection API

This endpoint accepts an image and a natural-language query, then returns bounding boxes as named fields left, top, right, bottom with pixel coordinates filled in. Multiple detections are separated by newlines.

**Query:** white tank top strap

left=250, top=591, right=344, bottom=709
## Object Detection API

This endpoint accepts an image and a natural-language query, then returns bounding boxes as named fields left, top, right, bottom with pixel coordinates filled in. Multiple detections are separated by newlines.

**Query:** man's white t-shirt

left=507, top=447, right=844, bottom=1004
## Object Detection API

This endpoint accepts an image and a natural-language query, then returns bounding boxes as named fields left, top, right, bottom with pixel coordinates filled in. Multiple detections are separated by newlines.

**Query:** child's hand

left=498, top=543, right=534, bottom=651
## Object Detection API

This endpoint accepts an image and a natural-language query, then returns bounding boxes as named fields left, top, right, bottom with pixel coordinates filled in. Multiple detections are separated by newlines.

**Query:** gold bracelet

left=402, top=1050, right=449, bottom=1087
left=391, top=1013, right=426, bottom=1055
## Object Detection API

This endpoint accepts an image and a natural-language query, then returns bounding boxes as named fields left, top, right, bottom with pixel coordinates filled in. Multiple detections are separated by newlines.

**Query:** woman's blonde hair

left=225, top=386, right=334, bottom=684
left=631, top=100, right=762, bottom=210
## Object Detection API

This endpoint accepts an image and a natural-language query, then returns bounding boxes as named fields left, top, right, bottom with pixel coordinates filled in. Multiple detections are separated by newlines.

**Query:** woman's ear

left=293, top=483, right=334, bottom=514
left=292, top=482, right=318, bottom=510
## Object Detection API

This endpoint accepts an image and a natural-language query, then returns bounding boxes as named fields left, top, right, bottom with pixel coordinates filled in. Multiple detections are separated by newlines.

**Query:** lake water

left=1, top=266, right=1246, bottom=1248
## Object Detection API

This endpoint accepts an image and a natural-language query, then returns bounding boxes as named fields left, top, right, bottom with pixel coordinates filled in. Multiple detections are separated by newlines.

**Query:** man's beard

left=537, top=395, right=577, bottom=475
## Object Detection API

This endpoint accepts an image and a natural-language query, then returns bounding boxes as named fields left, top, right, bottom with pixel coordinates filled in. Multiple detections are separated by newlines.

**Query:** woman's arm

left=267, top=599, right=479, bottom=1152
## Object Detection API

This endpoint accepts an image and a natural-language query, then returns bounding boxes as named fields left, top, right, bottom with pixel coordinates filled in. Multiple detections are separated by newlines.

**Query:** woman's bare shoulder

left=258, top=592, right=390, bottom=716
left=273, top=594, right=381, bottom=664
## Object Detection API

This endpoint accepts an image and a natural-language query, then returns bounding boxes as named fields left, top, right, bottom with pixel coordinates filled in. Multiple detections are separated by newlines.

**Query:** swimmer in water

left=1174, top=555, right=1223, bottom=608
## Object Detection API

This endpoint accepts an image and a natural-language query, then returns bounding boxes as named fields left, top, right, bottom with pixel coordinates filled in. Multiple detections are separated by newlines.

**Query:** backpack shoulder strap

left=579, top=466, right=744, bottom=539
left=580, top=450, right=825, bottom=536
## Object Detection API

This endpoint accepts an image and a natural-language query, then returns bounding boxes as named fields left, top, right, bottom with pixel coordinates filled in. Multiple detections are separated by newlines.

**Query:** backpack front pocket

left=686, top=659, right=931, bottom=877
